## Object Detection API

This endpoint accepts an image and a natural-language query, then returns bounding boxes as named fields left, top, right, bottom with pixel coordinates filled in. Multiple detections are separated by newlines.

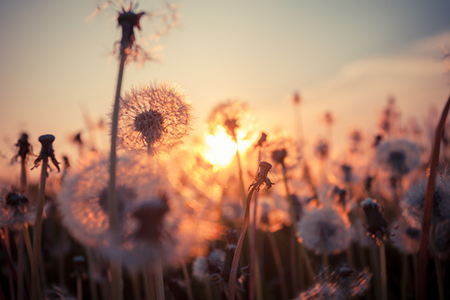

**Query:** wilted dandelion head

left=207, top=100, right=256, bottom=142
left=298, top=206, right=351, bottom=255
left=401, top=172, right=450, bottom=228
left=58, top=154, right=216, bottom=269
left=12, top=132, right=32, bottom=162
left=390, top=219, right=421, bottom=254
left=0, top=189, right=35, bottom=229
left=376, top=139, right=421, bottom=175
left=88, top=1, right=180, bottom=66
left=118, top=82, right=193, bottom=155
left=361, top=198, right=388, bottom=244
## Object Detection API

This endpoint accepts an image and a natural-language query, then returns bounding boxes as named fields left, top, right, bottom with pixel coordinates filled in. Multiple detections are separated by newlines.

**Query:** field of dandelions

left=1, top=3, right=450, bottom=300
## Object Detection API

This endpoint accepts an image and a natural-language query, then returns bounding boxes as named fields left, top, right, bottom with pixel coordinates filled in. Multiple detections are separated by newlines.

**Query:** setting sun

left=202, top=126, right=251, bottom=167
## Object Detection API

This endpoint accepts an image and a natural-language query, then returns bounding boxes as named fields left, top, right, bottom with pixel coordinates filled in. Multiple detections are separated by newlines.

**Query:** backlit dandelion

left=192, top=248, right=226, bottom=282
left=298, top=206, right=351, bottom=255
left=330, top=267, right=372, bottom=298
left=118, top=82, right=193, bottom=155
left=390, top=218, right=420, bottom=254
left=58, top=154, right=216, bottom=269
left=401, top=172, right=450, bottom=228
left=376, top=139, right=421, bottom=175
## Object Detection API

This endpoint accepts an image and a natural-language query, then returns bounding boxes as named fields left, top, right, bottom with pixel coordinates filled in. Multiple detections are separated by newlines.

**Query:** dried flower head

left=0, top=189, right=35, bottom=229
left=401, top=172, right=450, bottom=228
left=298, top=207, right=351, bottom=255
left=118, top=82, right=193, bottom=155
left=376, top=139, right=421, bottom=175
left=207, top=100, right=256, bottom=142
left=390, top=218, right=420, bottom=254
left=88, top=1, right=179, bottom=66
left=32, top=134, right=60, bottom=172
left=12, top=132, right=32, bottom=162
left=58, top=154, right=216, bottom=269
left=361, top=198, right=388, bottom=244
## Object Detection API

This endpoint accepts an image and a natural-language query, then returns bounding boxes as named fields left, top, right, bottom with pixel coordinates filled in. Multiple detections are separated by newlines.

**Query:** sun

left=202, top=126, right=251, bottom=168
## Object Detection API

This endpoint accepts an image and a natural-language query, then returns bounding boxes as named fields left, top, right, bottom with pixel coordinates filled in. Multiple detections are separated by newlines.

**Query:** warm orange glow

left=202, top=126, right=251, bottom=168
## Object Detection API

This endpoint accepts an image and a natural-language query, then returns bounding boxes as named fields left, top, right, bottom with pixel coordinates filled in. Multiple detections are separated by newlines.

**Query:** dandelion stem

left=401, top=254, right=408, bottom=300
left=31, top=158, right=48, bottom=300
left=235, top=144, right=247, bottom=208
left=143, top=269, right=155, bottom=300
left=228, top=183, right=258, bottom=300
left=154, top=260, right=165, bottom=300
left=85, top=247, right=99, bottom=300
left=23, top=226, right=33, bottom=267
left=108, top=47, right=127, bottom=300
left=379, top=243, right=388, bottom=300
left=77, top=275, right=83, bottom=300
left=417, top=92, right=450, bottom=300
left=267, top=231, right=289, bottom=300
left=17, top=232, right=25, bottom=300
left=179, top=257, right=194, bottom=300
left=20, top=157, right=27, bottom=194
left=430, top=225, right=445, bottom=300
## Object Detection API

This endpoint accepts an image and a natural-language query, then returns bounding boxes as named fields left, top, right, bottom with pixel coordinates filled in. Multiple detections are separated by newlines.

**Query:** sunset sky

left=1, top=0, right=450, bottom=167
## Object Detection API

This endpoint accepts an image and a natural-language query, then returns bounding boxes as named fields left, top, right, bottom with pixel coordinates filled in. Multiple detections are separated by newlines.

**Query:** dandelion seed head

left=58, top=154, right=215, bottom=269
left=298, top=207, right=351, bottom=255
left=376, top=139, right=421, bottom=175
left=192, top=249, right=225, bottom=282
left=390, top=219, right=420, bottom=254
left=207, top=100, right=256, bottom=142
left=401, top=172, right=450, bottom=228
left=118, top=82, right=193, bottom=155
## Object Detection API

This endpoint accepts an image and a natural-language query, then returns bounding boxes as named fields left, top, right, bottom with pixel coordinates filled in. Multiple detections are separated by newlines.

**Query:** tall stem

left=430, top=225, right=445, bottom=300
left=108, top=51, right=127, bottom=300
left=235, top=142, right=247, bottom=208
left=417, top=92, right=450, bottom=300
left=380, top=243, right=388, bottom=300
left=267, top=231, right=289, bottom=300
left=31, top=158, right=48, bottom=300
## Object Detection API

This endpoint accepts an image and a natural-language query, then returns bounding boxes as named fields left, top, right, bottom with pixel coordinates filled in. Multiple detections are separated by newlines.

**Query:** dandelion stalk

left=31, top=134, right=59, bottom=300
left=17, top=136, right=29, bottom=300
left=179, top=258, right=194, bottom=300
left=85, top=247, right=99, bottom=300
left=430, top=225, right=445, bottom=300
left=267, top=231, right=289, bottom=300
left=107, top=9, right=144, bottom=300
left=417, top=92, right=450, bottom=300
left=379, top=243, right=388, bottom=300
left=250, top=136, right=266, bottom=300
left=228, top=162, right=274, bottom=300
left=401, top=254, right=408, bottom=300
